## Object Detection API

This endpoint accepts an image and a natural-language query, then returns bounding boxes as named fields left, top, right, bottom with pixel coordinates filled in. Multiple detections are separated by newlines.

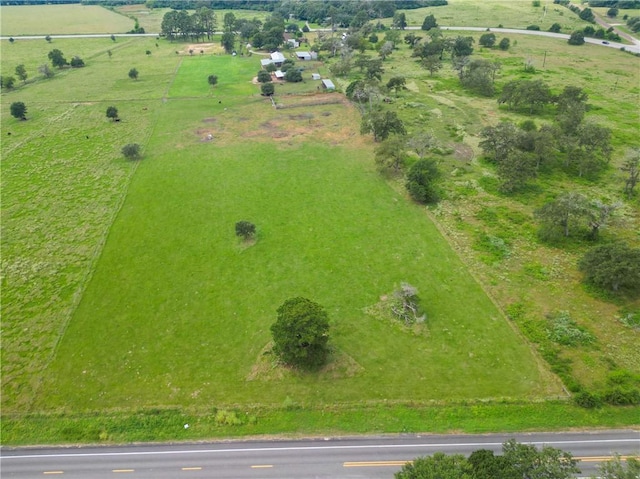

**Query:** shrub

left=406, top=158, right=441, bottom=204
left=498, top=38, right=510, bottom=50
left=549, top=23, right=562, bottom=33
left=261, top=82, right=274, bottom=96
left=235, top=221, right=256, bottom=240
left=573, top=390, right=602, bottom=408
left=70, top=56, right=85, bottom=68
left=526, top=25, right=541, bottom=30
left=546, top=311, right=594, bottom=346
left=121, top=143, right=142, bottom=160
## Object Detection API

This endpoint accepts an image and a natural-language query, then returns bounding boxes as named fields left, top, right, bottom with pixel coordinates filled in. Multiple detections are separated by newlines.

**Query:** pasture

left=1, top=2, right=639, bottom=443
left=0, top=4, right=133, bottom=36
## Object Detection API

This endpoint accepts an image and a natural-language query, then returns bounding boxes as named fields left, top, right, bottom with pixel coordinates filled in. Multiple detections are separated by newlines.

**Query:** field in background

left=0, top=4, right=133, bottom=36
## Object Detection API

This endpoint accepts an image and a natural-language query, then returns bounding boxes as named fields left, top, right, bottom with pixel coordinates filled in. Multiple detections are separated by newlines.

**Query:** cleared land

left=0, top=5, right=134, bottom=36
left=1, top=2, right=638, bottom=443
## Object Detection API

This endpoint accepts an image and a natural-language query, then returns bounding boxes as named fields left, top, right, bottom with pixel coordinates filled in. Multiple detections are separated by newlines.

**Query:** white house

left=270, top=51, right=285, bottom=66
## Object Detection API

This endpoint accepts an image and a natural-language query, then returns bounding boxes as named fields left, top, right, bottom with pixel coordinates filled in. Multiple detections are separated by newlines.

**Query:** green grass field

left=32, top=54, right=559, bottom=412
left=1, top=2, right=639, bottom=444
left=0, top=5, right=134, bottom=36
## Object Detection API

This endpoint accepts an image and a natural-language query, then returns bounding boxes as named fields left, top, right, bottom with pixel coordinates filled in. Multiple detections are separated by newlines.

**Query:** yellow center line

left=43, top=472, right=64, bottom=475
left=344, top=461, right=411, bottom=467
left=181, top=467, right=203, bottom=471
left=576, top=455, right=637, bottom=462
left=250, top=464, right=274, bottom=468
left=112, top=470, right=135, bottom=473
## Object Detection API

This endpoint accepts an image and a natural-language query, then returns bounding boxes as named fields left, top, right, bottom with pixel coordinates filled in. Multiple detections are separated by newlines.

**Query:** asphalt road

left=2, top=27, right=638, bottom=54
left=2, top=430, right=639, bottom=478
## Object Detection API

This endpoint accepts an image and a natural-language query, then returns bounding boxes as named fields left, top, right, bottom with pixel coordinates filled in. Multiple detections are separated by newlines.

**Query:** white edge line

left=1, top=438, right=638, bottom=460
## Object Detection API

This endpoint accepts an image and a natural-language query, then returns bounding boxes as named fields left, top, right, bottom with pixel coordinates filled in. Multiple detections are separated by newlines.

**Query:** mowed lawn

left=0, top=5, right=134, bottom=36
left=36, top=55, right=561, bottom=411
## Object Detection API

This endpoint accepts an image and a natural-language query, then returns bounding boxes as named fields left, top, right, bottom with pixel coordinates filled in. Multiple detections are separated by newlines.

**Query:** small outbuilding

left=321, top=79, right=335, bottom=90
left=296, top=51, right=312, bottom=61
left=274, top=70, right=285, bottom=79
left=260, top=58, right=273, bottom=68
left=311, top=73, right=321, bottom=80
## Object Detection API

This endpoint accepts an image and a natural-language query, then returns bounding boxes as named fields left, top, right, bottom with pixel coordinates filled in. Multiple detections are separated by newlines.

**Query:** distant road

left=2, top=28, right=638, bottom=54
left=2, top=430, right=639, bottom=478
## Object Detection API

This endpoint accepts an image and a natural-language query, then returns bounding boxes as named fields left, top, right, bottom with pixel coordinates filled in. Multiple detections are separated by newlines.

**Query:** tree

left=566, top=121, right=612, bottom=177
left=261, top=82, right=274, bottom=96
left=128, top=68, right=139, bottom=80
left=284, top=68, right=302, bottom=82
left=393, top=12, right=407, bottom=30
left=479, top=122, right=520, bottom=163
left=364, top=58, right=385, bottom=81
left=587, top=199, right=620, bottom=240
left=38, top=64, right=54, bottom=78
left=406, top=158, right=441, bottom=203
left=498, top=37, right=510, bottom=50
left=257, top=70, right=271, bottom=83
left=235, top=221, right=256, bottom=240
left=607, top=7, right=619, bottom=18
left=535, top=192, right=590, bottom=239
left=421, top=14, right=438, bottom=31
left=386, top=76, right=406, bottom=96
left=501, top=439, right=580, bottom=479
left=556, top=85, right=589, bottom=134
left=221, top=31, right=235, bottom=54
left=1, top=76, right=15, bottom=90
left=223, top=11, right=236, bottom=32
left=395, top=453, right=472, bottom=479
left=122, top=143, right=142, bottom=160
left=10, top=102, right=27, bottom=120
left=408, top=132, right=437, bottom=159
left=360, top=110, right=406, bottom=142
left=452, top=36, right=474, bottom=58
left=568, top=31, right=585, bottom=45
left=496, top=151, right=537, bottom=193
left=479, top=32, right=496, bottom=47
left=468, top=449, right=509, bottom=479
left=378, top=41, right=395, bottom=61
left=579, top=7, right=595, bottom=22
left=45, top=35, right=52, bottom=43
left=106, top=106, right=119, bottom=122
left=70, top=56, right=85, bottom=68
left=458, top=59, right=500, bottom=97
left=48, top=49, right=67, bottom=68
left=374, top=136, right=407, bottom=174
left=549, top=23, right=562, bottom=33
left=421, top=55, right=443, bottom=76
left=621, top=148, right=639, bottom=196
left=15, top=64, right=27, bottom=84
left=207, top=74, right=218, bottom=87
left=597, top=454, right=640, bottom=479
left=579, top=242, right=640, bottom=293
left=270, top=297, right=330, bottom=369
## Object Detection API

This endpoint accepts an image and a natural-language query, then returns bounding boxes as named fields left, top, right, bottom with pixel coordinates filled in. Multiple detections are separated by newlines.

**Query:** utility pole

left=542, top=50, right=547, bottom=68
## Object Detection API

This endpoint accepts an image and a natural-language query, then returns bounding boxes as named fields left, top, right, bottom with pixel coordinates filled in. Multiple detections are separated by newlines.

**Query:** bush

left=235, top=220, right=256, bottom=240
left=546, top=311, right=594, bottom=346
left=549, top=23, right=562, bottom=33
left=579, top=242, right=640, bottom=294
left=70, top=56, right=85, bottom=68
left=568, top=31, right=585, bottom=45
left=526, top=25, right=541, bottom=30
left=573, top=390, right=602, bottom=408
left=601, top=387, right=640, bottom=405
left=498, top=37, right=510, bottom=50
left=406, top=158, right=441, bottom=204
left=261, top=82, right=274, bottom=96
left=121, top=143, right=142, bottom=160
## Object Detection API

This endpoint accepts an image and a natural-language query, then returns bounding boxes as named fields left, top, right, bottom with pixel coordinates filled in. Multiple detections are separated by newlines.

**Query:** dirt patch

left=452, top=142, right=475, bottom=162
left=202, top=117, right=217, bottom=123
left=195, top=128, right=216, bottom=142
left=183, top=43, right=221, bottom=55
left=289, top=113, right=314, bottom=120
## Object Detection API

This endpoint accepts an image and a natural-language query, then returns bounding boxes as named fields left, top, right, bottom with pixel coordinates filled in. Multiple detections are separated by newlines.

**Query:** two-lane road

left=2, top=430, right=638, bottom=478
